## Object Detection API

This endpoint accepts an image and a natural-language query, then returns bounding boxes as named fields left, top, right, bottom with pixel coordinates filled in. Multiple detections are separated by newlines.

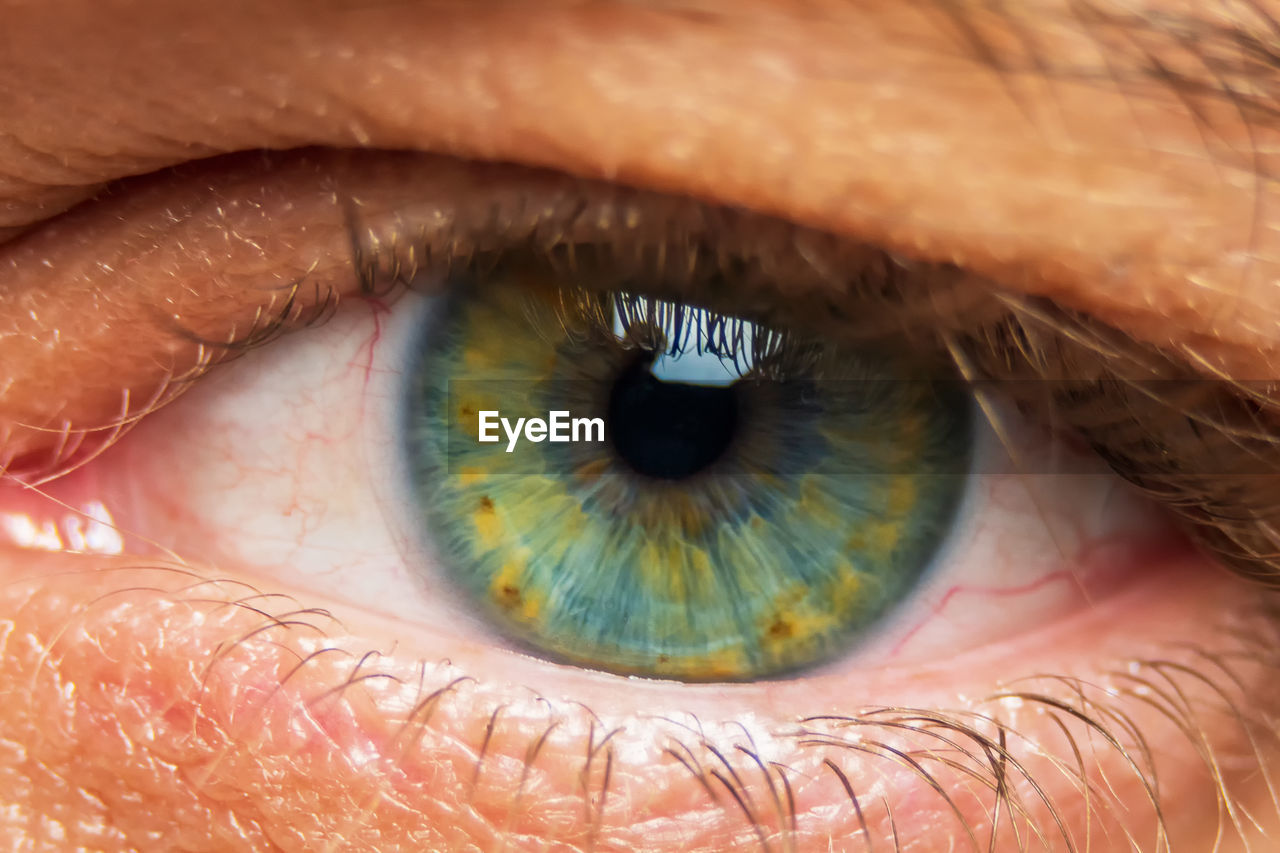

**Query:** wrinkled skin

left=3, top=1, right=1280, bottom=850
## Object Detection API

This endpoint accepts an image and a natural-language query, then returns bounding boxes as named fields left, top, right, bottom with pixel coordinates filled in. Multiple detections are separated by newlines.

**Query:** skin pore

left=5, top=0, right=1280, bottom=850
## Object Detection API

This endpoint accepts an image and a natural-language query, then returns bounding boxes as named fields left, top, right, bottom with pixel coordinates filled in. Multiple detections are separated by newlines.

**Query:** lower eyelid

left=1, top=547, right=1273, bottom=850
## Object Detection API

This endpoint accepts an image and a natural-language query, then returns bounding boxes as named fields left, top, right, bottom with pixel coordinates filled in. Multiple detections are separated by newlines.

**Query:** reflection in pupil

left=607, top=355, right=739, bottom=480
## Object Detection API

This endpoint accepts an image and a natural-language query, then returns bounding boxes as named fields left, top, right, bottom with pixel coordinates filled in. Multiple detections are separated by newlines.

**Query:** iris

left=404, top=270, right=972, bottom=681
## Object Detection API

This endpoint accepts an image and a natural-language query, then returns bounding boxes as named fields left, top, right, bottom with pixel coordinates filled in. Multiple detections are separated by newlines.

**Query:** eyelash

left=314, top=179, right=1279, bottom=589
left=10, top=147, right=1265, bottom=587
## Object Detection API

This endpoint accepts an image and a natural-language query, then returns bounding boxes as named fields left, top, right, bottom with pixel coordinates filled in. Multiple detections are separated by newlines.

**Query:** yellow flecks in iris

left=458, top=282, right=563, bottom=374
left=687, top=548, right=713, bottom=600
left=650, top=545, right=680, bottom=596
left=635, top=536, right=718, bottom=602
left=652, top=646, right=750, bottom=681
left=455, top=397, right=489, bottom=436
left=489, top=551, right=543, bottom=623
left=843, top=476, right=915, bottom=559
left=462, top=333, right=505, bottom=371
left=521, top=591, right=544, bottom=622
left=884, top=476, right=918, bottom=517
left=758, top=599, right=838, bottom=663
left=457, top=466, right=488, bottom=486
left=827, top=559, right=865, bottom=613
left=665, top=492, right=714, bottom=537
left=821, top=400, right=928, bottom=471
left=640, top=538, right=682, bottom=599
left=797, top=476, right=841, bottom=527
left=522, top=491, right=589, bottom=565
left=845, top=520, right=902, bottom=560
left=490, top=557, right=522, bottom=607
left=473, top=497, right=503, bottom=548
left=632, top=491, right=713, bottom=537
left=490, top=475, right=576, bottom=525
left=750, top=582, right=836, bottom=660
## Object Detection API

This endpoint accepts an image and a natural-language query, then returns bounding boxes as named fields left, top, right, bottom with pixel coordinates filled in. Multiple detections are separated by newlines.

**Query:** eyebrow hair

left=635, top=0, right=1280, bottom=175
left=1000, top=1, right=1280, bottom=165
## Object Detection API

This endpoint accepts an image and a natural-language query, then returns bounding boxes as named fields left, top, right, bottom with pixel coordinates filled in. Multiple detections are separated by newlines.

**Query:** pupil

left=607, top=355, right=739, bottom=480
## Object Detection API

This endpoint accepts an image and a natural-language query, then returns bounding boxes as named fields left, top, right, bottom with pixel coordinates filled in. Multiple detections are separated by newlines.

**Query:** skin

left=3, top=0, right=1280, bottom=849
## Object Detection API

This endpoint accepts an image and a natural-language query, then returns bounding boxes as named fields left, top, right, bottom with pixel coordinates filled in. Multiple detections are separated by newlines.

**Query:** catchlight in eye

left=401, top=269, right=974, bottom=682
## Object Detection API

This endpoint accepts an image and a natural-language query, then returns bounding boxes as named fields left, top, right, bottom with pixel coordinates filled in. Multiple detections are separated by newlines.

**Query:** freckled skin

left=4, top=0, right=1280, bottom=849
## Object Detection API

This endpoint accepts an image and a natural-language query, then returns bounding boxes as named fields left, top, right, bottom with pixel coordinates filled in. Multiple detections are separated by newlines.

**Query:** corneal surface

left=404, top=273, right=973, bottom=680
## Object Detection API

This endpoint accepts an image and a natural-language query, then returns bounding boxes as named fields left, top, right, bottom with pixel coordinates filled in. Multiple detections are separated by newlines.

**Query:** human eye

left=5, top=3, right=1280, bottom=852
left=8, top=150, right=1180, bottom=681
left=0, top=147, right=1274, bottom=851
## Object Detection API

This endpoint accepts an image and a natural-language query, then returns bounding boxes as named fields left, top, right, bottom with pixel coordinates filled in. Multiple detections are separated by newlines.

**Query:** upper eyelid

left=3, top=2, right=1280, bottom=397
left=0, top=4, right=1274, bottom=308
left=4, top=146, right=1280, bottom=592
left=0, top=150, right=861, bottom=477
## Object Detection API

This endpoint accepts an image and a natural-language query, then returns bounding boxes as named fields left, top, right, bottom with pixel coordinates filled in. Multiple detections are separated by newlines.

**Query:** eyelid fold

left=0, top=151, right=756, bottom=481
left=0, top=148, right=990, bottom=483
left=0, top=152, right=356, bottom=479
left=4, top=0, right=1280, bottom=380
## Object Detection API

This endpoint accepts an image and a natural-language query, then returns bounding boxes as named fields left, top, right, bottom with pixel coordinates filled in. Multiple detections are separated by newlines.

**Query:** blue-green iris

left=404, top=272, right=972, bottom=681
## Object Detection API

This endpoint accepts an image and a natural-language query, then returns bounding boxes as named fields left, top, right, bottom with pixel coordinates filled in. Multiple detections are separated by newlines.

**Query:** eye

left=4, top=149, right=1276, bottom=852
left=2, top=149, right=1178, bottom=686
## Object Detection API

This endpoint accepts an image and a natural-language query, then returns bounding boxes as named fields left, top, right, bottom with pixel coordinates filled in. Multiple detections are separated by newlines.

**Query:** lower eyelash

left=53, top=560, right=1280, bottom=852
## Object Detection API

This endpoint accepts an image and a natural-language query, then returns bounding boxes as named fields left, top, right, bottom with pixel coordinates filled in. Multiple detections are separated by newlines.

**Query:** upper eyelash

left=331, top=171, right=1280, bottom=587
left=530, top=285, right=822, bottom=381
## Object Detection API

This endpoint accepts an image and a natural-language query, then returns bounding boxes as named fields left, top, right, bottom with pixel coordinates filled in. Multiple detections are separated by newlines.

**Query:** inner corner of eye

left=390, top=254, right=989, bottom=683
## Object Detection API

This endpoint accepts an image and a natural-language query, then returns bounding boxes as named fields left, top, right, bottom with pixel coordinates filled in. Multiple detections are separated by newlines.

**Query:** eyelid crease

left=4, top=0, right=1280, bottom=370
